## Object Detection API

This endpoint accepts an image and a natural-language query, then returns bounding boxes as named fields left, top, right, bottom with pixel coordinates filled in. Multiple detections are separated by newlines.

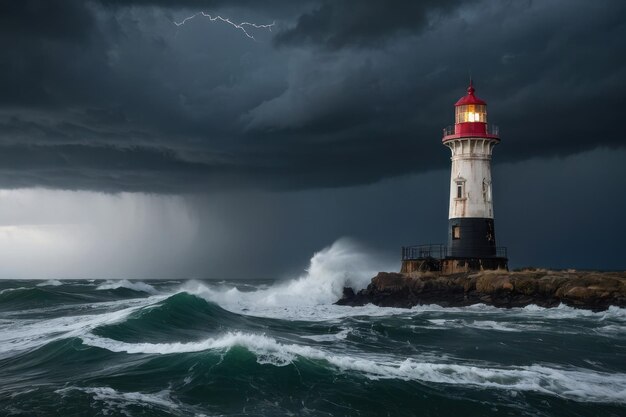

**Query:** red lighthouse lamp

left=442, top=81, right=499, bottom=141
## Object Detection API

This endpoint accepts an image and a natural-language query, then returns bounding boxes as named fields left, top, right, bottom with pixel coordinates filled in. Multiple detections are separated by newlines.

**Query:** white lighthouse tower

left=441, top=81, right=507, bottom=271
left=401, top=81, right=507, bottom=274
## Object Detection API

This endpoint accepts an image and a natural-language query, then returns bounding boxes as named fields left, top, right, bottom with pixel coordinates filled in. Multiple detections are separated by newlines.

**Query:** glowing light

left=174, top=12, right=275, bottom=40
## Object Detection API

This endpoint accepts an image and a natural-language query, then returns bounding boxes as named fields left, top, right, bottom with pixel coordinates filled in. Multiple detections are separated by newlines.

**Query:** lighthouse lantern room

left=401, top=81, right=508, bottom=274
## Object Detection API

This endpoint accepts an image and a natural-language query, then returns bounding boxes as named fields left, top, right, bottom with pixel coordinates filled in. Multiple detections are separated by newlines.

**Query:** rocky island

left=337, top=270, right=626, bottom=311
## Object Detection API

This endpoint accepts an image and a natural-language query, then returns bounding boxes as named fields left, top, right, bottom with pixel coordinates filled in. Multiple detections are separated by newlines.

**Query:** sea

left=0, top=245, right=625, bottom=416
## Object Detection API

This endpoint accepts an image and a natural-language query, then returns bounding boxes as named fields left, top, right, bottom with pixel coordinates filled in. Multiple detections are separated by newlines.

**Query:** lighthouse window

left=456, top=105, right=487, bottom=124
left=452, top=226, right=461, bottom=239
left=456, top=181, right=465, bottom=199
left=483, top=180, right=492, bottom=202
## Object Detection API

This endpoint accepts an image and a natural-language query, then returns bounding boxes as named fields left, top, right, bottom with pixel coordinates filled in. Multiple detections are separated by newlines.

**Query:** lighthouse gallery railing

left=442, top=124, right=499, bottom=137
left=402, top=244, right=507, bottom=260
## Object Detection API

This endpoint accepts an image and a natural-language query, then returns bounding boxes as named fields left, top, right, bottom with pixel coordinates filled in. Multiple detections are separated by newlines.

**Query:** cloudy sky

left=0, top=0, right=624, bottom=279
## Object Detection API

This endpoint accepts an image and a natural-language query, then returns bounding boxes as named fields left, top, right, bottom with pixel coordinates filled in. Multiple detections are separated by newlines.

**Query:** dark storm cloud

left=99, top=0, right=296, bottom=7
left=274, top=0, right=473, bottom=48
left=0, top=1, right=94, bottom=40
left=0, top=1, right=112, bottom=108
left=0, top=0, right=625, bottom=192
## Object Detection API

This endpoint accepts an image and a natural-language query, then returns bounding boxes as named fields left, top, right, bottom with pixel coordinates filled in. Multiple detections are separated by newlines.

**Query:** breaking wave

left=91, top=292, right=253, bottom=343
left=0, top=296, right=165, bottom=356
left=0, top=287, right=88, bottom=312
left=36, top=279, right=63, bottom=287
left=96, top=279, right=158, bottom=294
left=80, top=331, right=626, bottom=403
left=182, top=238, right=393, bottom=319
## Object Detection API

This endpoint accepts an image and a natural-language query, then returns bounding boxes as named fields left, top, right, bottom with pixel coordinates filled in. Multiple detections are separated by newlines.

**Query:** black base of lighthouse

left=448, top=218, right=497, bottom=258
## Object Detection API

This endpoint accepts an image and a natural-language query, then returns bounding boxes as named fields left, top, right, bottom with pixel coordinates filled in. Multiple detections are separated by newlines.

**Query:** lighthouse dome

left=455, top=82, right=487, bottom=106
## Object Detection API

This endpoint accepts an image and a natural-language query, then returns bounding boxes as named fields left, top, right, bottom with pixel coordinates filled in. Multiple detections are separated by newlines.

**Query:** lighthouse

left=401, top=81, right=507, bottom=274
left=443, top=81, right=501, bottom=259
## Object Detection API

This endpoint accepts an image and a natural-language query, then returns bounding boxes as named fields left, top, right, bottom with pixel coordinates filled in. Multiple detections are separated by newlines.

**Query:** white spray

left=183, top=238, right=392, bottom=317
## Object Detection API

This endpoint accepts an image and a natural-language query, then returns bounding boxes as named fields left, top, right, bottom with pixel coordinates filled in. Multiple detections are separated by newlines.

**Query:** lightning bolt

left=174, top=12, right=275, bottom=41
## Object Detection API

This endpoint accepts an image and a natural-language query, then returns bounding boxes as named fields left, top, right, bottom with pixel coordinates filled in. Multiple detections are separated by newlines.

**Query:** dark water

left=0, top=278, right=625, bottom=417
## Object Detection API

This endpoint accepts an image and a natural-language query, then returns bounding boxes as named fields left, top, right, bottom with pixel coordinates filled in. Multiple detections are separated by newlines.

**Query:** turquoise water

left=0, top=278, right=625, bottom=417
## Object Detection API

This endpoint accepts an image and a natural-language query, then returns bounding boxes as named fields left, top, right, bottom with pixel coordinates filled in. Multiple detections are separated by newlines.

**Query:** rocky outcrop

left=336, top=270, right=626, bottom=311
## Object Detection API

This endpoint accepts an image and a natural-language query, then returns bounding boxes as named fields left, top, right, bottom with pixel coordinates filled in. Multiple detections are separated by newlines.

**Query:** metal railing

left=487, top=124, right=499, bottom=135
left=443, top=126, right=455, bottom=136
left=442, top=124, right=499, bottom=137
left=402, top=244, right=447, bottom=261
left=495, top=246, right=507, bottom=258
left=402, top=244, right=508, bottom=260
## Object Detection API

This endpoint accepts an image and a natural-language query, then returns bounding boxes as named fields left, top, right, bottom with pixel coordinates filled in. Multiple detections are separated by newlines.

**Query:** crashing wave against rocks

left=336, top=270, right=626, bottom=311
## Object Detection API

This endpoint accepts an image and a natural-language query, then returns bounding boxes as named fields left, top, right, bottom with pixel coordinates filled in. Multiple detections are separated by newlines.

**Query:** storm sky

left=0, top=0, right=625, bottom=278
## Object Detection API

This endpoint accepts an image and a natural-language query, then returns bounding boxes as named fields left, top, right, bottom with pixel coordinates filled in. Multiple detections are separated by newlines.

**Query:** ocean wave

left=181, top=239, right=394, bottom=319
left=0, top=287, right=89, bottom=312
left=81, top=331, right=289, bottom=357
left=80, top=331, right=626, bottom=403
left=594, top=324, right=626, bottom=337
left=0, top=295, right=166, bottom=356
left=90, top=292, right=249, bottom=343
left=0, top=287, right=29, bottom=295
left=178, top=285, right=626, bottom=322
left=55, top=386, right=178, bottom=412
left=426, top=319, right=523, bottom=332
left=518, top=304, right=626, bottom=320
left=408, top=303, right=626, bottom=320
left=300, top=328, right=352, bottom=342
left=35, top=280, right=63, bottom=287
left=96, top=280, right=158, bottom=294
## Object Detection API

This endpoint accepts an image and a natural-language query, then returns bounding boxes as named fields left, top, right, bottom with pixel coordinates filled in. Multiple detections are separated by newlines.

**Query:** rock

left=336, top=270, right=626, bottom=311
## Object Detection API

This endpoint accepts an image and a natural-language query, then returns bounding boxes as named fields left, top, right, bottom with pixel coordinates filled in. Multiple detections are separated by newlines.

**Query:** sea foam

left=181, top=238, right=396, bottom=320
left=36, top=279, right=63, bottom=287
left=176, top=239, right=626, bottom=322
left=300, top=328, right=352, bottom=342
left=96, top=279, right=158, bottom=294
left=0, top=295, right=166, bottom=356
left=80, top=331, right=626, bottom=403
left=55, top=386, right=178, bottom=411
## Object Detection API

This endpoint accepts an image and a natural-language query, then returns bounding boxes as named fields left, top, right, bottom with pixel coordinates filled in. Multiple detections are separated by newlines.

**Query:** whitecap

left=594, top=324, right=626, bottom=337
left=519, top=304, right=626, bottom=321
left=96, top=279, right=158, bottom=294
left=35, top=279, right=63, bottom=287
left=300, top=328, right=352, bottom=342
left=424, top=318, right=543, bottom=332
left=55, top=386, right=177, bottom=410
left=0, top=295, right=167, bottom=357
left=80, top=331, right=626, bottom=404
left=0, top=287, right=28, bottom=295
left=468, top=320, right=521, bottom=332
